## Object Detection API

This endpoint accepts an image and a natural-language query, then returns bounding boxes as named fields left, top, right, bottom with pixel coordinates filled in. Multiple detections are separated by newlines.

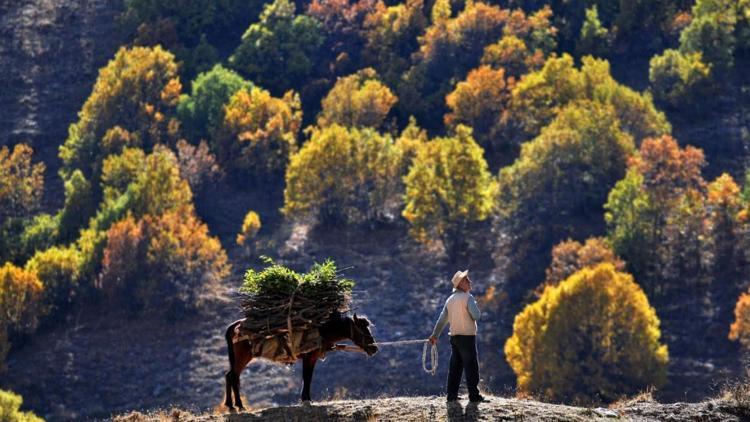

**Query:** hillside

left=0, top=0, right=125, bottom=208
left=115, top=395, right=750, bottom=421
left=4, top=0, right=750, bottom=420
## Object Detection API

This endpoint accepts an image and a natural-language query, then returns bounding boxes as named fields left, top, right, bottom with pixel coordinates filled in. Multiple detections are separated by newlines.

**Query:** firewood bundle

left=238, top=259, right=354, bottom=340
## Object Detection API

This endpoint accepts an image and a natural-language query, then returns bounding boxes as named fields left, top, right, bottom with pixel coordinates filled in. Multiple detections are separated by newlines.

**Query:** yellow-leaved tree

left=402, top=125, right=496, bottom=257
left=283, top=124, right=404, bottom=224
left=59, top=46, right=181, bottom=181
left=0, top=389, right=43, bottom=422
left=236, top=210, right=261, bottom=246
left=505, top=263, right=668, bottom=403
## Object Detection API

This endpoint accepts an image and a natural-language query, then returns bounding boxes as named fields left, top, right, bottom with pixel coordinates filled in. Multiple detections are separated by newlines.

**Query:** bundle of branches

left=238, top=259, right=354, bottom=340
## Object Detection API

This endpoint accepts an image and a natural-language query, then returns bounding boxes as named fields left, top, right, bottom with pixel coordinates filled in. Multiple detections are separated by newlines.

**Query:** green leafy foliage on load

left=239, top=259, right=354, bottom=338
left=241, top=259, right=354, bottom=297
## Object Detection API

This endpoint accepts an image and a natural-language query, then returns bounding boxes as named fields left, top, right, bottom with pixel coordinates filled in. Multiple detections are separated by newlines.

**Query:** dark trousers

left=447, top=335, right=480, bottom=400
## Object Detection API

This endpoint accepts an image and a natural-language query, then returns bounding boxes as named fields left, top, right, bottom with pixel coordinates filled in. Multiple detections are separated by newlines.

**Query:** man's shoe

left=469, top=395, right=489, bottom=403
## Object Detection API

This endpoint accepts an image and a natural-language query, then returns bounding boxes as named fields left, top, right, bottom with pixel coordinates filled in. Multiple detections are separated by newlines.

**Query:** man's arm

left=430, top=304, right=449, bottom=339
left=468, top=295, right=481, bottom=321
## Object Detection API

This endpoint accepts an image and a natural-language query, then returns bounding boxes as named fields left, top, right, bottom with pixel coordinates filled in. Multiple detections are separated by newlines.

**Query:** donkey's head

left=350, top=313, right=378, bottom=356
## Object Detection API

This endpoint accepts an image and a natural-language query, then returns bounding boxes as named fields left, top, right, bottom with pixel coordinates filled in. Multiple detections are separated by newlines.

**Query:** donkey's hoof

left=301, top=400, right=312, bottom=407
left=226, top=406, right=236, bottom=413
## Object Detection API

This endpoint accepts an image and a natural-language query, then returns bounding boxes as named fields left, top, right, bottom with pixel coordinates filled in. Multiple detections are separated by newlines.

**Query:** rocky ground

left=114, top=395, right=750, bottom=421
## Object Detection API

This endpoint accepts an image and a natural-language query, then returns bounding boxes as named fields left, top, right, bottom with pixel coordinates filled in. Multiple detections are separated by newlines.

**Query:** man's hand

left=429, top=335, right=437, bottom=345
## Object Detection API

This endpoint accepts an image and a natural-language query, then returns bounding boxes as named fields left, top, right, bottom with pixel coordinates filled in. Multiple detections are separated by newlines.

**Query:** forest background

left=2, top=0, right=750, bottom=419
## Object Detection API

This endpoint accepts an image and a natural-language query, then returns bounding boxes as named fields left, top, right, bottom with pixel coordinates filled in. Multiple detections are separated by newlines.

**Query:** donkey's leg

left=232, top=344, right=253, bottom=411
left=224, top=321, right=237, bottom=411
left=224, top=370, right=235, bottom=410
left=232, top=370, right=243, bottom=410
left=300, top=351, right=320, bottom=402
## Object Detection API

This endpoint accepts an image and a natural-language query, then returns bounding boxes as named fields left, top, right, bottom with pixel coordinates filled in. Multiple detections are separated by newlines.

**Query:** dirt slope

left=115, top=395, right=750, bottom=421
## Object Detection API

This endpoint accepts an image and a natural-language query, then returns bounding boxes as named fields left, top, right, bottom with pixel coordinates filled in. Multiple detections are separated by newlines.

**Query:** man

left=429, top=270, right=488, bottom=403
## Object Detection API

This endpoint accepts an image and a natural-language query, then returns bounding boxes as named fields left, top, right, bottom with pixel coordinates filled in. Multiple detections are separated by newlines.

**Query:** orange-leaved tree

left=317, top=68, right=397, bottom=129
left=216, top=86, right=301, bottom=181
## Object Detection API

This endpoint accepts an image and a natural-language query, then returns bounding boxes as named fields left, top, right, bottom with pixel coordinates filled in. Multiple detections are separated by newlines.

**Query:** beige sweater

left=431, top=290, right=481, bottom=337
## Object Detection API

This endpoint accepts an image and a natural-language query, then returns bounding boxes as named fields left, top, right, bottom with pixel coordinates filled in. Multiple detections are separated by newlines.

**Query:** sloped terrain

left=115, top=395, right=750, bottom=421
left=0, top=0, right=125, bottom=207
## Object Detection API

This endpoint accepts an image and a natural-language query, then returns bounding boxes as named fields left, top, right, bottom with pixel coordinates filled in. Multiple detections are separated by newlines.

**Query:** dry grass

left=113, top=408, right=197, bottom=422
left=609, top=387, right=656, bottom=409
left=717, top=381, right=750, bottom=407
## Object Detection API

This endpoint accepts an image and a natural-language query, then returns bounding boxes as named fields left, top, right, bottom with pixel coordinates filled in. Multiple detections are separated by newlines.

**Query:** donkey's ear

left=353, top=313, right=359, bottom=321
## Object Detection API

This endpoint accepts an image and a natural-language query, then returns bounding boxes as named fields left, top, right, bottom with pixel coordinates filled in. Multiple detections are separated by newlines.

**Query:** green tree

left=577, top=6, right=609, bottom=58
left=604, top=134, right=707, bottom=293
left=100, top=147, right=147, bottom=204
left=508, top=0, right=691, bottom=58
left=679, top=0, right=743, bottom=72
left=497, top=101, right=634, bottom=284
left=177, top=64, right=253, bottom=142
left=128, top=145, right=194, bottom=219
left=481, top=35, right=545, bottom=79
left=284, top=124, right=404, bottom=224
left=122, top=0, right=260, bottom=46
left=0, top=389, right=43, bottom=422
left=74, top=145, right=197, bottom=284
left=363, top=0, right=426, bottom=87
left=16, top=214, right=60, bottom=264
left=506, top=55, right=670, bottom=146
left=649, top=50, right=713, bottom=110
left=229, top=0, right=324, bottom=94
left=317, top=68, right=398, bottom=129
left=56, top=170, right=95, bottom=243
left=505, top=263, right=668, bottom=403
left=402, top=125, right=496, bottom=257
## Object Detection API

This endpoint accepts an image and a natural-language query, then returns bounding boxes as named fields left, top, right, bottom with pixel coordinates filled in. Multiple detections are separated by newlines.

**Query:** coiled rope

left=373, top=339, right=438, bottom=376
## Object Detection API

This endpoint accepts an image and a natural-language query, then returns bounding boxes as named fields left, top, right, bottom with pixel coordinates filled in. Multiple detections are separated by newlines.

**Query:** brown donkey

left=223, top=312, right=378, bottom=410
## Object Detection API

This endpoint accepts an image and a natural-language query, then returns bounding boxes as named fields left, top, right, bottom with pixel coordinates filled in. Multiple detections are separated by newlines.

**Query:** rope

left=285, top=286, right=299, bottom=361
left=373, top=339, right=438, bottom=376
